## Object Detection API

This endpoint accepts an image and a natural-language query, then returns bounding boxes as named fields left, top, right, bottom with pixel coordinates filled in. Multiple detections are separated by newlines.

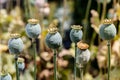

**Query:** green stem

left=118, top=21, right=120, bottom=36
left=84, top=0, right=92, bottom=20
left=97, top=1, right=101, bottom=14
left=33, top=42, right=37, bottom=80
left=15, top=55, right=19, bottom=80
left=74, top=44, right=77, bottom=80
left=54, top=49, right=57, bottom=80
left=27, top=0, right=32, bottom=18
left=101, top=0, right=107, bottom=22
left=61, top=0, right=66, bottom=38
left=83, top=0, right=92, bottom=41
left=107, top=41, right=111, bottom=80
left=80, top=68, right=83, bottom=80
left=90, top=32, right=97, bottom=48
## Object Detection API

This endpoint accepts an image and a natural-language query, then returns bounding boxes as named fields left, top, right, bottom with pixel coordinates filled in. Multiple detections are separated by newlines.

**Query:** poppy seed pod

left=0, top=73, right=12, bottom=80
left=70, top=25, right=83, bottom=43
left=99, top=19, right=116, bottom=40
left=25, top=19, right=41, bottom=38
left=45, top=27, right=62, bottom=49
left=76, top=41, right=90, bottom=66
left=8, top=33, right=24, bottom=54
left=76, top=49, right=91, bottom=65
left=17, top=58, right=25, bottom=70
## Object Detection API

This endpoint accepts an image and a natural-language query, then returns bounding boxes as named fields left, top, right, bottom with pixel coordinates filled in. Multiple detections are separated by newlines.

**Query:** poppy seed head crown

left=28, top=19, right=39, bottom=24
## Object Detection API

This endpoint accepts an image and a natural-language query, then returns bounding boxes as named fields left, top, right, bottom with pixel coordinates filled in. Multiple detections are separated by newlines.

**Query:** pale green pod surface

left=76, top=48, right=91, bottom=65
left=70, top=29, right=83, bottom=43
left=99, top=24, right=116, bottom=40
left=18, top=62, right=25, bottom=70
left=8, top=38, right=24, bottom=54
left=0, top=73, right=12, bottom=80
left=45, top=32, right=62, bottom=49
left=25, top=23, right=41, bottom=38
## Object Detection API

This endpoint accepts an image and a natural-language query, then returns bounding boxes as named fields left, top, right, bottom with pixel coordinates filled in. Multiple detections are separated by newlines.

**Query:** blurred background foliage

left=0, top=0, right=120, bottom=80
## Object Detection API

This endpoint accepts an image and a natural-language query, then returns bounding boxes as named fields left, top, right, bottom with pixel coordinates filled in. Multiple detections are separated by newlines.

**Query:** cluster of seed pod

left=7, top=18, right=41, bottom=80
left=6, top=18, right=116, bottom=80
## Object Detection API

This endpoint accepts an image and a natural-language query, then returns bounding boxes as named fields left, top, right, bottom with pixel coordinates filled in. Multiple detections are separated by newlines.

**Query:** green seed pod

left=45, top=27, right=62, bottom=49
left=8, top=33, right=24, bottom=54
left=70, top=25, right=83, bottom=43
left=0, top=72, right=12, bottom=80
left=76, top=41, right=90, bottom=67
left=17, top=58, right=25, bottom=70
left=99, top=19, right=116, bottom=40
left=76, top=49, right=91, bottom=65
left=25, top=19, right=41, bottom=38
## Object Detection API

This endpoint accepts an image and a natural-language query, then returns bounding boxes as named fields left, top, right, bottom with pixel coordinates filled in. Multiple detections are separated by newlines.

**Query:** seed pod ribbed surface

left=25, top=23, right=41, bottom=38
left=99, top=24, right=116, bottom=40
left=45, top=32, right=62, bottom=49
left=70, top=29, right=83, bottom=43
left=8, top=38, right=24, bottom=54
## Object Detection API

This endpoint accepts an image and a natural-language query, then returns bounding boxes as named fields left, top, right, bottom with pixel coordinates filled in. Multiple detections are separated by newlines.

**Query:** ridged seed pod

left=70, top=25, right=83, bottom=43
left=45, top=27, right=62, bottom=49
left=0, top=73, right=12, bottom=80
left=99, top=19, right=116, bottom=40
left=76, top=41, right=90, bottom=66
left=8, top=33, right=24, bottom=54
left=25, top=19, right=41, bottom=38
left=17, top=58, right=25, bottom=70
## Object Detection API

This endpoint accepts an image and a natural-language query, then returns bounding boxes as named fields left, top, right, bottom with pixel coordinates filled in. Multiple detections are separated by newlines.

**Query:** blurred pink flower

left=59, top=49, right=73, bottom=57
left=0, top=0, right=7, bottom=4
left=39, top=69, right=53, bottom=79
left=40, top=52, right=53, bottom=61
left=107, top=8, right=115, bottom=19
left=112, top=39, right=120, bottom=57
left=39, top=7, right=50, bottom=16
left=90, top=10, right=100, bottom=33
left=58, top=58, right=68, bottom=67
left=35, top=0, right=45, bottom=7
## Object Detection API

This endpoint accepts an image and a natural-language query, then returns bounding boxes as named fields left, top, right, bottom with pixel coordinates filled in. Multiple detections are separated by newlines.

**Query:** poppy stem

left=107, top=40, right=111, bottom=80
left=15, top=55, right=19, bottom=80
left=54, top=49, right=57, bottom=80
left=74, top=44, right=77, bottom=80
left=33, top=41, right=37, bottom=80
left=80, top=67, right=83, bottom=80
